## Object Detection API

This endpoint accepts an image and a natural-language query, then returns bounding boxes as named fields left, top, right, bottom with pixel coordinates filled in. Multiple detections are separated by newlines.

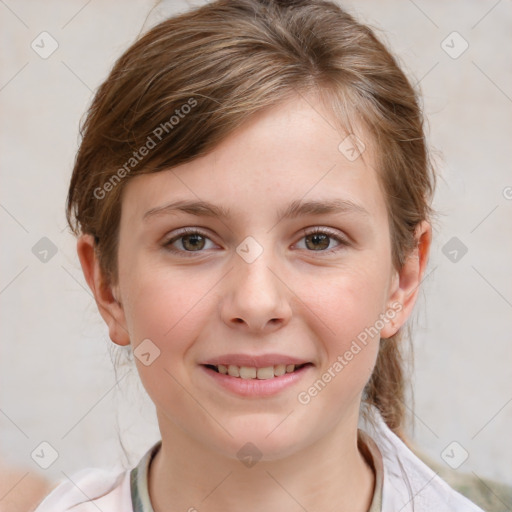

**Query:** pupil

left=184, top=234, right=205, bottom=251
left=307, top=233, right=328, bottom=250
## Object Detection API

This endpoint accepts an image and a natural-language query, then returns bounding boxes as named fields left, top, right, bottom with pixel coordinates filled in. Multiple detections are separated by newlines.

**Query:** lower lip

left=200, top=364, right=313, bottom=398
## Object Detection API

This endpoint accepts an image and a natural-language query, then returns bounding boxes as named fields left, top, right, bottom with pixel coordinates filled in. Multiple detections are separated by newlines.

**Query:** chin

left=211, top=419, right=308, bottom=463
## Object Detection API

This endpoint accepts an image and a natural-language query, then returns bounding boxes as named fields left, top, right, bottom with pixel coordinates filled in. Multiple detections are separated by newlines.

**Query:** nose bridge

left=221, top=234, right=291, bottom=331
left=237, top=241, right=275, bottom=294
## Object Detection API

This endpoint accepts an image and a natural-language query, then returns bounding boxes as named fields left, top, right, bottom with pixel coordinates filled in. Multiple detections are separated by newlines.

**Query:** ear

left=380, top=220, right=432, bottom=338
left=76, top=234, right=131, bottom=346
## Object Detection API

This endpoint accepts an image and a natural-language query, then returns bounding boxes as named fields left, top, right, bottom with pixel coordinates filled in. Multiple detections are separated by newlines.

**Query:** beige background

left=1, top=0, right=511, bottom=492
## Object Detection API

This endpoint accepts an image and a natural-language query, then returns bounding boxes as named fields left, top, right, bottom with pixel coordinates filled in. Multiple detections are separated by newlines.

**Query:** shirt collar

left=130, top=440, right=160, bottom=512
left=130, top=430, right=383, bottom=512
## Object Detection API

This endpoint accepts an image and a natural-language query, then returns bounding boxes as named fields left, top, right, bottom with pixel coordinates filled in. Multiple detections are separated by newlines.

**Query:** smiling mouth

left=202, top=362, right=312, bottom=380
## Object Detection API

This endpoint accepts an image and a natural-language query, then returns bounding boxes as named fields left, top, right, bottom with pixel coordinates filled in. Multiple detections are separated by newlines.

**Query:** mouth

left=201, top=362, right=313, bottom=380
left=199, top=359, right=314, bottom=397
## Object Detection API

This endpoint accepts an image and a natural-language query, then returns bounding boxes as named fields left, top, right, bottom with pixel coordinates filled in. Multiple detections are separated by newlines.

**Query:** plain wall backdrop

left=1, top=0, right=511, bottom=493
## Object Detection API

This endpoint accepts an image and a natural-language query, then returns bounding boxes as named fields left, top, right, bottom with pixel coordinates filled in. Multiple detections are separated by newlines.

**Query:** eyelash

left=162, top=227, right=349, bottom=257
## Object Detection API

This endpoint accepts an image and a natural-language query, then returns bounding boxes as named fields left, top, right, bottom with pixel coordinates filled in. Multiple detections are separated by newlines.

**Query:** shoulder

left=0, top=466, right=54, bottom=512
left=412, top=447, right=512, bottom=512
left=360, top=404, right=486, bottom=512
left=32, top=466, right=132, bottom=512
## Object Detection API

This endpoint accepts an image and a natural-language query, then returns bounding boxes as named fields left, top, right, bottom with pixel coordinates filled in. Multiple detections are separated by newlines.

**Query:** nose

left=219, top=246, right=292, bottom=333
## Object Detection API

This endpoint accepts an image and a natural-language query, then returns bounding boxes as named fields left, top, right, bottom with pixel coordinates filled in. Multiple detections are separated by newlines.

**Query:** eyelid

left=162, top=226, right=350, bottom=256
left=296, top=226, right=350, bottom=252
left=162, top=227, right=218, bottom=256
left=300, top=226, right=349, bottom=244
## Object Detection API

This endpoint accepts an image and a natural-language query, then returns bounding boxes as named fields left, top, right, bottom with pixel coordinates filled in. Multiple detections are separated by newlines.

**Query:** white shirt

left=33, top=404, right=485, bottom=512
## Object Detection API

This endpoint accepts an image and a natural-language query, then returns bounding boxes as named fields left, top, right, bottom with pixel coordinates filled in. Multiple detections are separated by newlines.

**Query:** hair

left=66, top=0, right=435, bottom=441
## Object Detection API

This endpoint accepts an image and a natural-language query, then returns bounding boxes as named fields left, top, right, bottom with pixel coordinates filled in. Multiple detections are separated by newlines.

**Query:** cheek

left=294, top=255, right=390, bottom=392
left=293, top=271, right=385, bottom=413
left=122, top=266, right=211, bottom=360
left=304, top=263, right=390, bottom=343
left=124, top=254, right=187, bottom=317
left=123, top=269, right=212, bottom=414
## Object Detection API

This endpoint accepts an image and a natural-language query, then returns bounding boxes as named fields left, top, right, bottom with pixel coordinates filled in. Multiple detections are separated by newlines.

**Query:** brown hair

left=66, top=0, right=435, bottom=439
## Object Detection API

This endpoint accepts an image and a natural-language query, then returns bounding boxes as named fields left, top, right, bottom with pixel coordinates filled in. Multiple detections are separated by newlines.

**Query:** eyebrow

left=143, top=198, right=369, bottom=223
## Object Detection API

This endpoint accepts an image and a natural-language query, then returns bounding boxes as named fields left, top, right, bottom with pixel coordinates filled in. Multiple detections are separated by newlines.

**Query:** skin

left=0, top=466, right=55, bottom=512
left=78, top=92, right=431, bottom=512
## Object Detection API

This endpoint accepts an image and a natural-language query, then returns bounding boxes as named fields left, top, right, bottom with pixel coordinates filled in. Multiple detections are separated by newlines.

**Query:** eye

left=295, top=227, right=348, bottom=253
left=163, top=228, right=217, bottom=256
left=162, top=226, right=349, bottom=257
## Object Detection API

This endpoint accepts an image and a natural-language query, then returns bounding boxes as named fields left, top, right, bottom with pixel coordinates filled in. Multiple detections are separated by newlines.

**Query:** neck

left=148, top=410, right=375, bottom=512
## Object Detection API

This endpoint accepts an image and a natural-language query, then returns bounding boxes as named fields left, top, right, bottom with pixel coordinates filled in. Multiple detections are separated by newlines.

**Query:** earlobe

left=380, top=221, right=432, bottom=338
left=76, top=235, right=131, bottom=346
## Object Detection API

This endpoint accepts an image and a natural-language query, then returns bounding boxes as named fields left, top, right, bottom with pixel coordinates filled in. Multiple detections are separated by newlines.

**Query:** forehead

left=120, top=93, right=386, bottom=228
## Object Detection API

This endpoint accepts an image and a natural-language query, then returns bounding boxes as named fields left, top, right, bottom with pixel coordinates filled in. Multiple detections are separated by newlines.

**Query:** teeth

left=239, top=366, right=257, bottom=379
left=274, top=364, right=286, bottom=376
left=210, top=363, right=307, bottom=379
left=227, top=365, right=239, bottom=377
left=256, top=366, right=274, bottom=380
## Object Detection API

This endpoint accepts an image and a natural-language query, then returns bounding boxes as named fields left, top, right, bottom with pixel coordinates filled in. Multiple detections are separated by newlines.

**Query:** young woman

left=34, top=1, right=484, bottom=510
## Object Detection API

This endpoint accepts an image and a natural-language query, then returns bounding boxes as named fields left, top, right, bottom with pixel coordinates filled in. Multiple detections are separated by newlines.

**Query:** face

left=85, top=93, right=422, bottom=461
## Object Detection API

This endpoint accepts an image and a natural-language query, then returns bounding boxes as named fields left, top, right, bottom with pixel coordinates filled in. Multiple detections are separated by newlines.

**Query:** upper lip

left=200, top=353, right=312, bottom=367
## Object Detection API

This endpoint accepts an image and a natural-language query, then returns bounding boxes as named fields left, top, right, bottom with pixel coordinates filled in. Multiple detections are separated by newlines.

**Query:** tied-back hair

left=66, top=0, right=436, bottom=440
